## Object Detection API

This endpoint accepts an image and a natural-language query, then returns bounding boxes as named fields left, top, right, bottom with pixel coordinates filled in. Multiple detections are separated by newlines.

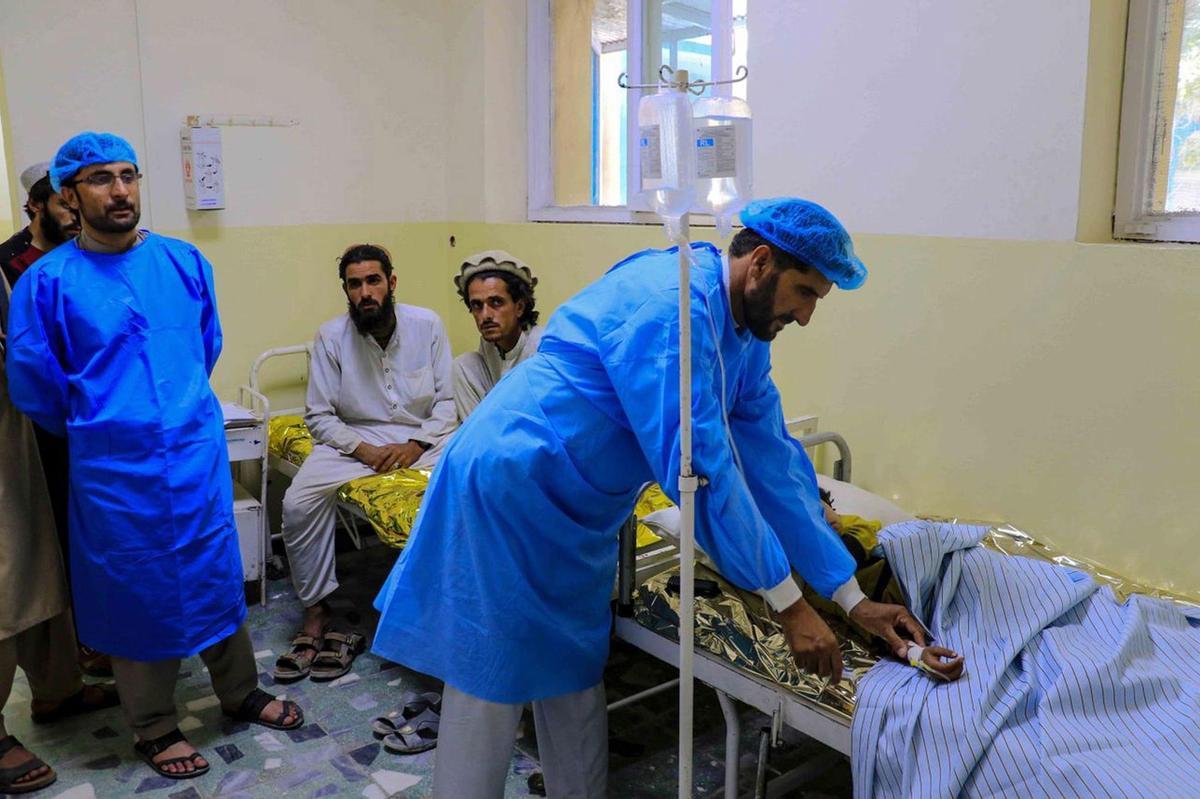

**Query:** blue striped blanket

left=852, top=521, right=1200, bottom=798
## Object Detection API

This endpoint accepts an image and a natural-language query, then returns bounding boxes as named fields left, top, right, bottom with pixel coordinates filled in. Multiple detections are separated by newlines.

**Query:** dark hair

left=818, top=487, right=834, bottom=508
left=729, top=227, right=812, bottom=275
left=23, top=175, right=54, bottom=221
left=338, top=243, right=393, bottom=281
left=461, top=269, right=539, bottom=330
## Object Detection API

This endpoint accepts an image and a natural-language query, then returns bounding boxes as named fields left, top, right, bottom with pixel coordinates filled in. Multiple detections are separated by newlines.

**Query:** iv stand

left=618, top=63, right=748, bottom=799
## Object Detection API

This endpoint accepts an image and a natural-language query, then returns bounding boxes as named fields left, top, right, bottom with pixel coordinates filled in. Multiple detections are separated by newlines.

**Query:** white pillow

left=816, top=474, right=913, bottom=526
left=639, top=476, right=912, bottom=546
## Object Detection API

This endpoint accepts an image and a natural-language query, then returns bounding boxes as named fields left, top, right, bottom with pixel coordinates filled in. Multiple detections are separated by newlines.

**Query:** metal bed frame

left=612, top=429, right=856, bottom=798
left=250, top=342, right=854, bottom=794
left=248, top=344, right=376, bottom=551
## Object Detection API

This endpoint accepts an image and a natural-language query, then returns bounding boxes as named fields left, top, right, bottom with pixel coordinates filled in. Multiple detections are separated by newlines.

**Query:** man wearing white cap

left=0, top=162, right=80, bottom=289
left=451, top=250, right=544, bottom=420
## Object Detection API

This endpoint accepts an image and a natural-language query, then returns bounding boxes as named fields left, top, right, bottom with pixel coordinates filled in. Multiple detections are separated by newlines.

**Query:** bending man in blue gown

left=372, top=198, right=925, bottom=797
left=5, top=132, right=305, bottom=781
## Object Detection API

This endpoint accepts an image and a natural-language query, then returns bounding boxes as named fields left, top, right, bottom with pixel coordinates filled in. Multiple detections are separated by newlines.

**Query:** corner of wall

left=1075, top=0, right=1129, bottom=243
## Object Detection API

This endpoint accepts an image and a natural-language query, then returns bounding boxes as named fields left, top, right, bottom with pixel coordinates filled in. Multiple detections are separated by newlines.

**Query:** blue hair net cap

left=738, top=197, right=867, bottom=290
left=50, top=132, right=139, bottom=192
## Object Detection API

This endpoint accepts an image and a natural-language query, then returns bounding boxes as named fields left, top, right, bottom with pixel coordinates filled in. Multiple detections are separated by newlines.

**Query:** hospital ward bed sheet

left=854, top=520, right=1200, bottom=799
left=625, top=499, right=1200, bottom=797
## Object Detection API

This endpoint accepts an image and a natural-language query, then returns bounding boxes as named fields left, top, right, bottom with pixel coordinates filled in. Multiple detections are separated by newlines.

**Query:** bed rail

left=248, top=344, right=312, bottom=399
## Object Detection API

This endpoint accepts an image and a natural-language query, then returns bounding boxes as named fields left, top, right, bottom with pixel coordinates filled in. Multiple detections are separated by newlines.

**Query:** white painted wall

left=0, top=0, right=453, bottom=231
left=442, top=0, right=528, bottom=224
left=752, top=0, right=1091, bottom=240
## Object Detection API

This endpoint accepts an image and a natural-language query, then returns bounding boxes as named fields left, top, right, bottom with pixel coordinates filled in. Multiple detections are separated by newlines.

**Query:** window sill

left=527, top=205, right=720, bottom=226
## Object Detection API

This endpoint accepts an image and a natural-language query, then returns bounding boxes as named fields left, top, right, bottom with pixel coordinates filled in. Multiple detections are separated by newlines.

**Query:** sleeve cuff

left=761, top=576, right=804, bottom=612
left=832, top=577, right=867, bottom=615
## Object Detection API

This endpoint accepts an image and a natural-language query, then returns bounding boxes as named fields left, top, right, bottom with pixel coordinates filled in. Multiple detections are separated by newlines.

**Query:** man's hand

left=848, top=599, right=927, bottom=659
left=351, top=441, right=425, bottom=473
left=777, top=597, right=844, bottom=685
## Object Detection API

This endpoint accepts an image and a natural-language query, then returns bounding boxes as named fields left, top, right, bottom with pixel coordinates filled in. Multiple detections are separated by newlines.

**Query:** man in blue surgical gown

left=373, top=198, right=925, bottom=797
left=6, top=132, right=303, bottom=780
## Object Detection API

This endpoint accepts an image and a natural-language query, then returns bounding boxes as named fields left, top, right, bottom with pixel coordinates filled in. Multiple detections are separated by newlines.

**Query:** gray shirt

left=305, top=303, right=457, bottom=455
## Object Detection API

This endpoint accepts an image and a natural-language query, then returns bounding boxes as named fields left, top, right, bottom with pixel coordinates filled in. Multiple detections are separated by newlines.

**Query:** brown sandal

left=273, top=631, right=323, bottom=682
left=309, top=631, right=366, bottom=681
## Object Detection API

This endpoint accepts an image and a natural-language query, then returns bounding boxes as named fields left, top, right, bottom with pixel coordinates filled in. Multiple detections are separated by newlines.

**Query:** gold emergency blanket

left=633, top=520, right=1200, bottom=722
left=268, top=416, right=429, bottom=549
left=335, top=469, right=431, bottom=549
left=267, top=415, right=314, bottom=468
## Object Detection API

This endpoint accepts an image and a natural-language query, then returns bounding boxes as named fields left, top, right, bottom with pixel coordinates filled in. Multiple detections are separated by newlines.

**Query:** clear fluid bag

left=637, top=80, right=696, bottom=243
left=691, top=93, right=752, bottom=238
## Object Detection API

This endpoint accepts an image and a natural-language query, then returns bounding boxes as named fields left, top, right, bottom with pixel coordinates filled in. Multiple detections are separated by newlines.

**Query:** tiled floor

left=2, top=543, right=851, bottom=798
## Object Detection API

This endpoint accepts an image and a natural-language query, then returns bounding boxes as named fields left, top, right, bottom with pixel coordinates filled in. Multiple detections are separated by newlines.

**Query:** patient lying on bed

left=818, top=489, right=963, bottom=682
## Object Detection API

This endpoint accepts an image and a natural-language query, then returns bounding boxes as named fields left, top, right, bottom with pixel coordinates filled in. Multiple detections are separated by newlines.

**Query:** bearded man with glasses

left=5, top=132, right=305, bottom=781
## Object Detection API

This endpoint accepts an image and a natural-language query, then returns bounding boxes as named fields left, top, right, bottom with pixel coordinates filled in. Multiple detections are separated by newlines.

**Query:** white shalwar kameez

left=451, top=324, right=543, bottom=420
left=281, top=303, right=456, bottom=606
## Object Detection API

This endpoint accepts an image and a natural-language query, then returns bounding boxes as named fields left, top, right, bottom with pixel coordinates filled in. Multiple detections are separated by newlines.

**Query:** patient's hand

left=848, top=599, right=927, bottom=659
left=777, top=597, right=844, bottom=685
left=352, top=441, right=424, bottom=473
left=907, top=643, right=965, bottom=682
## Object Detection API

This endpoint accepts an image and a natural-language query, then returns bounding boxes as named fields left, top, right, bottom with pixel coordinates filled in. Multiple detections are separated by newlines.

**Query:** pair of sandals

left=134, top=688, right=303, bottom=780
left=273, top=629, right=366, bottom=682
left=372, top=690, right=442, bottom=755
left=0, top=736, right=55, bottom=795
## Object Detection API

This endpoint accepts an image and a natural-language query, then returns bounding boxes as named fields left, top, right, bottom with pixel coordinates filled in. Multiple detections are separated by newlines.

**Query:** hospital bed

left=249, top=344, right=426, bottom=552
left=612, top=430, right=901, bottom=798
left=610, top=429, right=1200, bottom=798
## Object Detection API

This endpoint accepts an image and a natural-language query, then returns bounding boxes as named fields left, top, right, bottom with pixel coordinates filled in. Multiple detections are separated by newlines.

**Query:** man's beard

left=84, top=200, right=141, bottom=234
left=38, top=209, right=79, bottom=246
left=742, top=269, right=787, bottom=341
left=349, top=290, right=396, bottom=335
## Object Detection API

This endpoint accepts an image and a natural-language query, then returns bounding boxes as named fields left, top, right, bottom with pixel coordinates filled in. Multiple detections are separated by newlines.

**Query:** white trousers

left=433, top=682, right=608, bottom=799
left=280, top=442, right=438, bottom=606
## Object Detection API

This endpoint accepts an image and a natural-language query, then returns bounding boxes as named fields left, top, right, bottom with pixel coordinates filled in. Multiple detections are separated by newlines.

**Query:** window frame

left=526, top=0, right=735, bottom=224
left=1115, top=0, right=1200, bottom=243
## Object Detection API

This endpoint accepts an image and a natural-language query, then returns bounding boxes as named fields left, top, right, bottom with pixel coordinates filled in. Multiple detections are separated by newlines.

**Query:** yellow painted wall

left=441, top=222, right=1200, bottom=595
left=162, top=223, right=453, bottom=406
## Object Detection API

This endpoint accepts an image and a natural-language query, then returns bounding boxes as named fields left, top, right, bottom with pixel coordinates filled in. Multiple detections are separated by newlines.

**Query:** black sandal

left=226, top=687, right=304, bottom=731
left=0, top=736, right=57, bottom=794
left=132, top=728, right=209, bottom=781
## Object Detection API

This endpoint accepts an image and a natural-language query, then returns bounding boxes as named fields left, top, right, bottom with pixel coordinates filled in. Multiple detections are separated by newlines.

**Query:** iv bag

left=637, top=85, right=695, bottom=243
left=691, top=94, right=752, bottom=238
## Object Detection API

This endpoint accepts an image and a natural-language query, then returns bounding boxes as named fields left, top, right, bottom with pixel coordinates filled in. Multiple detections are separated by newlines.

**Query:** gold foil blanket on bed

left=268, top=416, right=428, bottom=548
left=633, top=520, right=1200, bottom=722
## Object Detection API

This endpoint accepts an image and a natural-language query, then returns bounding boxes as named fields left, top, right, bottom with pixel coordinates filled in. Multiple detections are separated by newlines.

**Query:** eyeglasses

left=72, top=170, right=142, bottom=189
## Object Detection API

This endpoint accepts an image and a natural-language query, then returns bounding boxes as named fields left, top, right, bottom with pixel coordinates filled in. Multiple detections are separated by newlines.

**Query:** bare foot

left=145, top=739, right=208, bottom=775
left=0, top=738, right=54, bottom=787
left=301, top=601, right=333, bottom=640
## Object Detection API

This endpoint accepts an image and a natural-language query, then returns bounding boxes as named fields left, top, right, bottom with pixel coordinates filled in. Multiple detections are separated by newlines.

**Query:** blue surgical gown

left=372, top=243, right=855, bottom=703
left=5, top=234, right=246, bottom=660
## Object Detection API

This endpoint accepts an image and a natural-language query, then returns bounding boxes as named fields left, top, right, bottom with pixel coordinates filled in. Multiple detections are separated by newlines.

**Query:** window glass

left=542, top=0, right=745, bottom=215
left=1165, top=0, right=1200, bottom=211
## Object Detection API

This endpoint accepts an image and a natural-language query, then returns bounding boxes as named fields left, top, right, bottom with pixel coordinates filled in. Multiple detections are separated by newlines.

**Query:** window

left=1116, top=0, right=1200, bottom=242
left=528, top=0, right=747, bottom=222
